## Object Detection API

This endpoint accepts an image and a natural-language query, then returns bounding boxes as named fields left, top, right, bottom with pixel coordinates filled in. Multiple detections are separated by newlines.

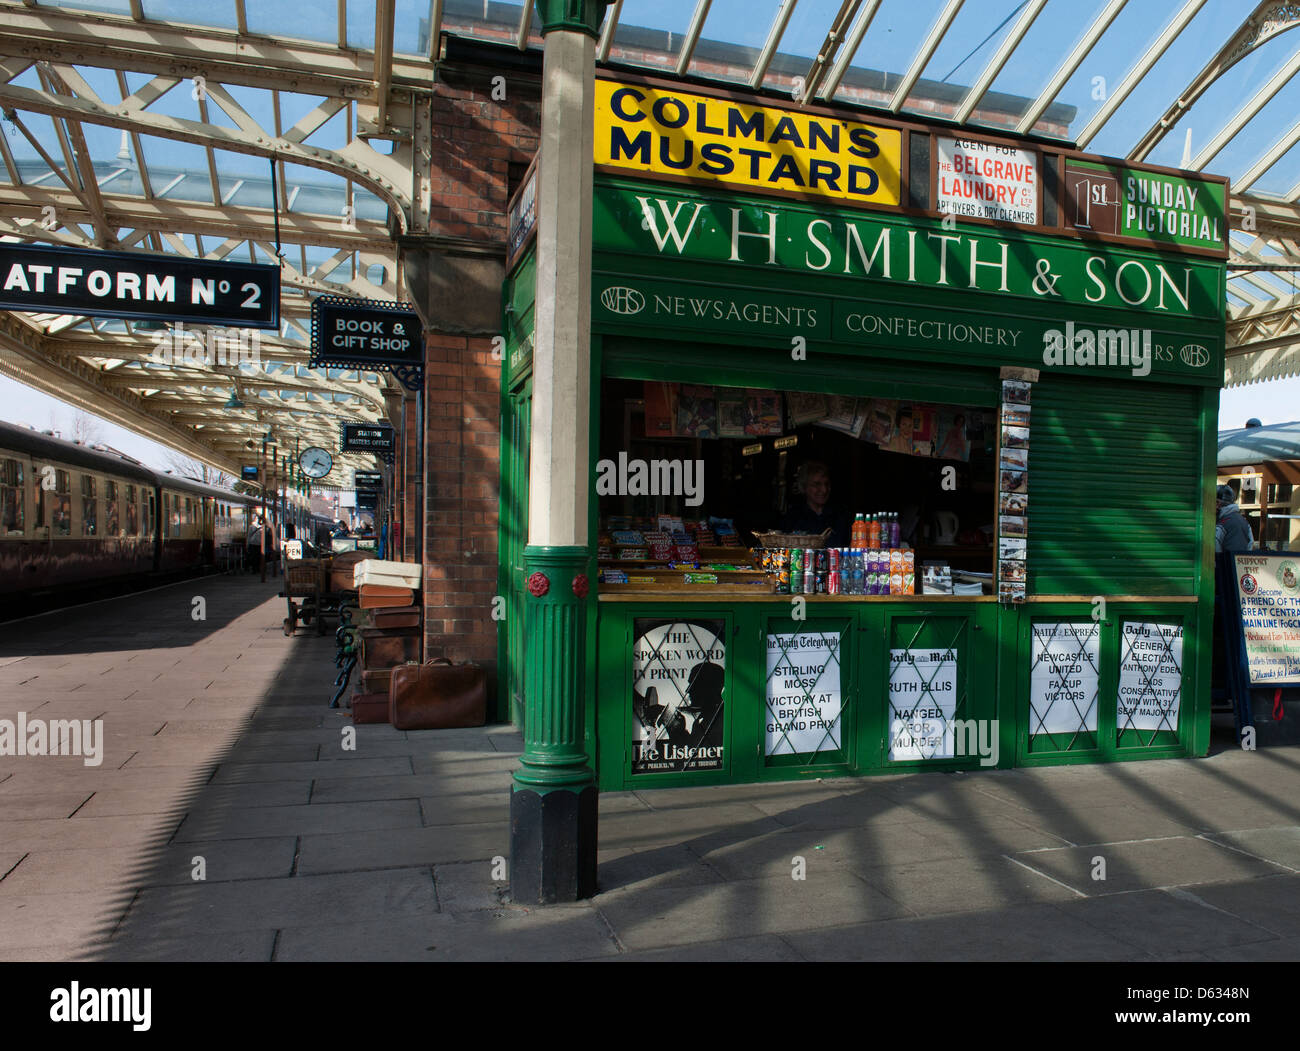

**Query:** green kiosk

left=501, top=72, right=1228, bottom=802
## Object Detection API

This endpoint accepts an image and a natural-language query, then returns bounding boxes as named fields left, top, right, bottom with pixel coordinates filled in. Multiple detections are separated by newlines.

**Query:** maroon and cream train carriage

left=0, top=420, right=256, bottom=597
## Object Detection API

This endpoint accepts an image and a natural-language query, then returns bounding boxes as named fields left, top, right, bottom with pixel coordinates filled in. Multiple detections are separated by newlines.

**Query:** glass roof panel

left=975, top=0, right=1111, bottom=134
left=1035, top=0, right=1182, bottom=148
left=609, top=0, right=699, bottom=75
left=246, top=1, right=340, bottom=44
left=134, top=133, right=219, bottom=202
left=441, top=0, right=523, bottom=50
left=141, top=0, right=238, bottom=28
left=396, top=0, right=435, bottom=56
left=688, top=0, right=785, bottom=85
left=1079, top=0, right=1248, bottom=159
left=1139, top=32, right=1300, bottom=173
left=827, top=0, right=946, bottom=107
left=1245, top=139, right=1300, bottom=199
left=346, top=0, right=377, bottom=50
left=40, top=0, right=136, bottom=15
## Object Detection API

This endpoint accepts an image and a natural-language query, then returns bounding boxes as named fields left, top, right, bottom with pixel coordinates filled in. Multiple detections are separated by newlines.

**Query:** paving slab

left=419, top=792, right=509, bottom=827
left=781, top=902, right=1137, bottom=961
left=1054, top=887, right=1280, bottom=954
left=75, top=779, right=311, bottom=818
left=0, top=791, right=94, bottom=820
left=595, top=870, right=910, bottom=951
left=1, top=838, right=297, bottom=893
left=1204, top=827, right=1300, bottom=871
left=274, top=908, right=619, bottom=962
left=99, top=929, right=278, bottom=963
left=1184, top=874, right=1300, bottom=939
left=597, top=932, right=806, bottom=962
left=174, top=799, right=422, bottom=842
left=210, top=756, right=412, bottom=784
left=1011, top=836, right=1288, bottom=895
left=596, top=844, right=728, bottom=893
left=117, top=867, right=439, bottom=937
left=294, top=822, right=507, bottom=875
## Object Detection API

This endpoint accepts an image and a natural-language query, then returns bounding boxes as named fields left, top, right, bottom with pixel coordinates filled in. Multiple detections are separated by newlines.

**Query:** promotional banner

left=888, top=647, right=958, bottom=760
left=1029, top=622, right=1100, bottom=735
left=1233, top=554, right=1300, bottom=684
left=936, top=136, right=1038, bottom=225
left=595, top=79, right=902, bottom=208
left=631, top=619, right=726, bottom=774
left=1118, top=622, right=1183, bottom=733
left=765, top=630, right=842, bottom=755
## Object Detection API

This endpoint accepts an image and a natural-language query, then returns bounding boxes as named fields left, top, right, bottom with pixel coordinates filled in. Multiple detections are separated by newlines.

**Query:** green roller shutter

left=1028, top=374, right=1206, bottom=597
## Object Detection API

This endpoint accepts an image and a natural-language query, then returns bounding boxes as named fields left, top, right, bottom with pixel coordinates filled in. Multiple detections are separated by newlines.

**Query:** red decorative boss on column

left=572, top=573, right=589, bottom=599
left=526, top=571, right=550, bottom=597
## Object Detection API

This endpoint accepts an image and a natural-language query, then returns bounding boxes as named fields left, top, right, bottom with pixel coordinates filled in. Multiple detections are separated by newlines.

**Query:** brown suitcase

left=350, top=691, right=390, bottom=724
left=389, top=658, right=487, bottom=730
left=360, top=629, right=420, bottom=669
left=371, top=606, right=420, bottom=629
left=361, top=668, right=393, bottom=695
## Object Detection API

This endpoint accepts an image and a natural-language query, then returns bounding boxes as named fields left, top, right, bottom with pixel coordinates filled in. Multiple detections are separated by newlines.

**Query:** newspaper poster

left=1117, top=622, right=1183, bottom=733
left=888, top=647, right=958, bottom=760
left=631, top=619, right=726, bottom=774
left=765, top=631, right=842, bottom=755
left=1029, top=622, right=1100, bottom=735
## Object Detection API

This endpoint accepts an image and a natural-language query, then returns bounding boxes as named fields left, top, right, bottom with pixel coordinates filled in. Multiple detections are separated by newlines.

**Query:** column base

left=509, top=784, right=598, bottom=903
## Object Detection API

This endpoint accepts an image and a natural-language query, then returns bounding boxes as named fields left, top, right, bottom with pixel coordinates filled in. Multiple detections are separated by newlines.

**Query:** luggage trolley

left=282, top=559, right=328, bottom=636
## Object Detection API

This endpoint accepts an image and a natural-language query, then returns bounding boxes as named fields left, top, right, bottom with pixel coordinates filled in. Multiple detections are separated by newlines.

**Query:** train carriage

left=0, top=420, right=258, bottom=599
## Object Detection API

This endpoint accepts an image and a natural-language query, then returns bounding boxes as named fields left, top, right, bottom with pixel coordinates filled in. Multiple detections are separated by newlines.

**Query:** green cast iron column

left=509, top=0, right=614, bottom=905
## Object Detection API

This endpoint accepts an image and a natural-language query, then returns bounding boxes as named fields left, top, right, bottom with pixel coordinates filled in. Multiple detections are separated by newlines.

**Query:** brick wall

left=420, top=70, right=539, bottom=680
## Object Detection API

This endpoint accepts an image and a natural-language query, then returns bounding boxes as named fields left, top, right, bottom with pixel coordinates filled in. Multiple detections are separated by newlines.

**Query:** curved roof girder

left=0, top=78, right=413, bottom=232
left=1128, top=0, right=1300, bottom=163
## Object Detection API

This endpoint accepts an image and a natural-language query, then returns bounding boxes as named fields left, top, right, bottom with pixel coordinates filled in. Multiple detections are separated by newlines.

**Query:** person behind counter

left=781, top=460, right=850, bottom=546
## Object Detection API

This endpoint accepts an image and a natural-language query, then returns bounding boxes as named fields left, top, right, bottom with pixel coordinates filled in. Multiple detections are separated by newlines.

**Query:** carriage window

left=146, top=491, right=155, bottom=538
left=105, top=480, right=120, bottom=536
left=126, top=486, right=139, bottom=535
left=168, top=493, right=180, bottom=537
left=50, top=469, right=72, bottom=535
left=81, top=475, right=97, bottom=536
left=1, top=459, right=23, bottom=535
left=185, top=497, right=193, bottom=528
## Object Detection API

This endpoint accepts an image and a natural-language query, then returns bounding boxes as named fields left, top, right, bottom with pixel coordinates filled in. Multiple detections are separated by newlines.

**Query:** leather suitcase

left=350, top=691, right=390, bottom=724
left=360, top=628, right=420, bottom=670
left=361, top=668, right=393, bottom=695
left=370, top=606, right=420, bottom=629
left=389, top=658, right=487, bottom=730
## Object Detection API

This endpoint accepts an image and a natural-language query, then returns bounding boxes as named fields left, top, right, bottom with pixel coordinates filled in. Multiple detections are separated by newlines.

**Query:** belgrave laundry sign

left=595, top=78, right=902, bottom=209
left=0, top=243, right=279, bottom=327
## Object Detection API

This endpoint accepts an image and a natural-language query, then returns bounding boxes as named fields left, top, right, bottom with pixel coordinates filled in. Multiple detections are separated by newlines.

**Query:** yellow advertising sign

left=595, top=79, right=902, bottom=208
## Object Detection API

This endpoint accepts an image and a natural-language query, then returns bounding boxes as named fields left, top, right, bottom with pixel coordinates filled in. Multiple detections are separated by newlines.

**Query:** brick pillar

left=424, top=333, right=501, bottom=680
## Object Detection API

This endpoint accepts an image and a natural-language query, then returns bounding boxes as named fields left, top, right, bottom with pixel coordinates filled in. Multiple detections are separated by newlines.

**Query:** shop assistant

left=781, top=460, right=850, bottom=546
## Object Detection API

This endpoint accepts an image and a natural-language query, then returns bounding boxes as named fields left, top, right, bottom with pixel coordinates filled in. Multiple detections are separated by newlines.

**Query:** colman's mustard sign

left=595, top=80, right=902, bottom=208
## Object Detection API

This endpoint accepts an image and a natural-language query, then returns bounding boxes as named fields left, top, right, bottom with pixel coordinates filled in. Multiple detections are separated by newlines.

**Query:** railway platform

left=1, top=578, right=1299, bottom=962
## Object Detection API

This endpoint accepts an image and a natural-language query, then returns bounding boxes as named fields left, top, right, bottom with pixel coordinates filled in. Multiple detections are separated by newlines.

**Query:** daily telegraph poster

left=631, top=619, right=726, bottom=774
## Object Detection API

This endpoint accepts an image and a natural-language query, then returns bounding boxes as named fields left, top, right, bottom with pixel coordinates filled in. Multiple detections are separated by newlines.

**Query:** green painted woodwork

left=515, top=545, right=595, bottom=792
left=535, top=0, right=615, bottom=38
left=498, top=166, right=1223, bottom=791
left=1027, top=374, right=1207, bottom=596
left=593, top=179, right=1224, bottom=321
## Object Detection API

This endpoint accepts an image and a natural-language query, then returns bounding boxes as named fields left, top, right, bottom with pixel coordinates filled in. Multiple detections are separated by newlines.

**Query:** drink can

left=828, top=570, right=841, bottom=594
left=828, top=547, right=840, bottom=571
left=802, top=560, right=815, bottom=594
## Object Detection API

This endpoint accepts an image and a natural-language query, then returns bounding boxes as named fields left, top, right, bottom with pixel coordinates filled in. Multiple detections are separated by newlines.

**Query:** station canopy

left=1, top=1, right=1299, bottom=477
